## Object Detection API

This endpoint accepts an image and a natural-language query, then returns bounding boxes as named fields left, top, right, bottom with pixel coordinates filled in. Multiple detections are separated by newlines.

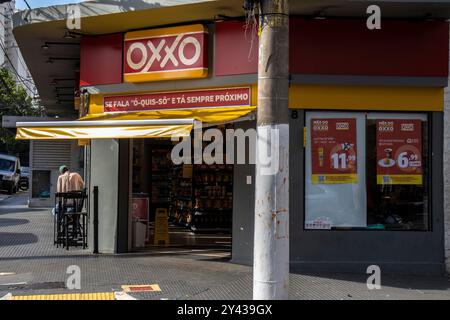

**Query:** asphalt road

left=0, top=190, right=26, bottom=208
left=0, top=192, right=12, bottom=204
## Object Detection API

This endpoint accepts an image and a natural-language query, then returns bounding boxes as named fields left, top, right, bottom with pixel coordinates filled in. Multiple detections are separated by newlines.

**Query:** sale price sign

left=376, top=119, right=423, bottom=185
left=311, top=118, right=358, bottom=184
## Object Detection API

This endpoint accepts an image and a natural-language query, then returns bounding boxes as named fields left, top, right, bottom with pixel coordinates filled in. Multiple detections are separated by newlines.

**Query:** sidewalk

left=1, top=193, right=450, bottom=300
left=0, top=193, right=11, bottom=203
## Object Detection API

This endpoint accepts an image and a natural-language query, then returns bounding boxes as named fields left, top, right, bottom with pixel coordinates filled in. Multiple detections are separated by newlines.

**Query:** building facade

left=12, top=0, right=450, bottom=275
left=0, top=0, right=36, bottom=98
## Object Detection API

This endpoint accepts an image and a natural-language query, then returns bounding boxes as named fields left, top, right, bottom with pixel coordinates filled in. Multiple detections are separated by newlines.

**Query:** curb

left=0, top=293, right=12, bottom=300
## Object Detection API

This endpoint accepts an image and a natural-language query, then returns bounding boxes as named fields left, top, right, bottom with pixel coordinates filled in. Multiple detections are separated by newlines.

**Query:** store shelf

left=195, top=208, right=232, bottom=212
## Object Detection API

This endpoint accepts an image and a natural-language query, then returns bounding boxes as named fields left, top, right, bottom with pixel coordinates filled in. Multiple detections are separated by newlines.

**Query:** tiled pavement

left=2, top=192, right=450, bottom=300
left=0, top=193, right=10, bottom=203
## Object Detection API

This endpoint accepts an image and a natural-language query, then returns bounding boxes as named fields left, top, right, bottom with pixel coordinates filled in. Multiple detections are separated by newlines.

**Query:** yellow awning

left=16, top=119, right=193, bottom=140
left=80, top=106, right=256, bottom=123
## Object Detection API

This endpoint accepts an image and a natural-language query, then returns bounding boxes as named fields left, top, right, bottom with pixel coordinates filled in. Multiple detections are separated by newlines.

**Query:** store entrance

left=130, top=126, right=233, bottom=253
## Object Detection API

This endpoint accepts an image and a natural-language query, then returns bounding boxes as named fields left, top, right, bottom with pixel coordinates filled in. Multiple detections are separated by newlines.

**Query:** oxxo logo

left=126, top=34, right=202, bottom=71
left=124, top=24, right=208, bottom=83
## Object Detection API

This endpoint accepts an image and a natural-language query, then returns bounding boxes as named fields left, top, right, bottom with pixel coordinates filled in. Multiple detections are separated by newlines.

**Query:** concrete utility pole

left=253, top=0, right=289, bottom=300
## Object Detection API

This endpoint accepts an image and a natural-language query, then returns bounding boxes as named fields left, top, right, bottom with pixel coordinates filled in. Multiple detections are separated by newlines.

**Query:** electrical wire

left=8, top=42, right=36, bottom=86
left=0, top=40, right=35, bottom=94
left=22, top=0, right=32, bottom=10
left=0, top=1, right=38, bottom=112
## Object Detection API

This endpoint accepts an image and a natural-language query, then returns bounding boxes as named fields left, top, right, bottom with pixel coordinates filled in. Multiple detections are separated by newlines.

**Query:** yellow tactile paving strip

left=11, top=292, right=115, bottom=300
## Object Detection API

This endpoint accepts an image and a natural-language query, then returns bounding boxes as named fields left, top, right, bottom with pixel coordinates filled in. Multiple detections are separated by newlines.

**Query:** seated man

left=57, top=165, right=84, bottom=193
left=54, top=165, right=85, bottom=215
left=69, top=170, right=84, bottom=193
left=56, top=165, right=70, bottom=193
left=55, top=166, right=86, bottom=242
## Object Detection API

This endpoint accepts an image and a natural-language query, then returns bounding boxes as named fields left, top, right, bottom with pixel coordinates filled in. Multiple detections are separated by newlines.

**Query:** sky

left=16, top=0, right=87, bottom=10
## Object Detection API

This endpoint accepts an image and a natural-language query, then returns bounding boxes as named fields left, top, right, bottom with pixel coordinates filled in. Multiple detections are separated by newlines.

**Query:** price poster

left=311, top=118, right=358, bottom=184
left=376, top=119, right=422, bottom=185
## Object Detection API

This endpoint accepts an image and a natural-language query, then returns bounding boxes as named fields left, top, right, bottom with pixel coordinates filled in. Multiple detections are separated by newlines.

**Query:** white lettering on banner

left=126, top=34, right=202, bottom=71
left=103, top=88, right=251, bottom=112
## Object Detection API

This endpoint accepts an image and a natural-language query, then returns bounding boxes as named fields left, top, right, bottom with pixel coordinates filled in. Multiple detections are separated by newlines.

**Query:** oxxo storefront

left=16, top=16, right=449, bottom=274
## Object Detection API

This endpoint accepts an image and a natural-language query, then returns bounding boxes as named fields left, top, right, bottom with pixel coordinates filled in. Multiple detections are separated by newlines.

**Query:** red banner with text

left=376, top=119, right=423, bottom=185
left=311, top=118, right=358, bottom=184
left=103, top=87, right=251, bottom=113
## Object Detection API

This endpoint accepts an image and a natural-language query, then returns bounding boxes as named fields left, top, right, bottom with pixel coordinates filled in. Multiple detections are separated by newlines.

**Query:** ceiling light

left=41, top=43, right=49, bottom=50
left=46, top=58, right=54, bottom=64
left=64, top=31, right=76, bottom=39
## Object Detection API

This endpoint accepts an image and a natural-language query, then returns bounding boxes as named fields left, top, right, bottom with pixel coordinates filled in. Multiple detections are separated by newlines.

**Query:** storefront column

left=89, top=139, right=119, bottom=253
left=117, top=139, right=132, bottom=253
left=444, top=24, right=450, bottom=274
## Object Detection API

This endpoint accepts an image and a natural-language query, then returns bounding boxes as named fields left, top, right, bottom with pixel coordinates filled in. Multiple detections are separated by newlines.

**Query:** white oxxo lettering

left=127, top=33, right=202, bottom=71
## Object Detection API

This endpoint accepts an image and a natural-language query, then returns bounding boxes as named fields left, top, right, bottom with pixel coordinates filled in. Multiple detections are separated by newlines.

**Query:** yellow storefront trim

left=78, top=139, right=91, bottom=146
left=124, top=68, right=208, bottom=83
left=86, top=83, right=440, bottom=121
left=16, top=124, right=193, bottom=140
left=11, top=292, right=115, bottom=300
left=289, top=84, right=443, bottom=111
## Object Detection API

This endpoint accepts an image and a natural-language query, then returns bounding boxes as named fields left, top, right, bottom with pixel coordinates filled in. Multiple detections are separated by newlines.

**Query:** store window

left=304, top=111, right=429, bottom=231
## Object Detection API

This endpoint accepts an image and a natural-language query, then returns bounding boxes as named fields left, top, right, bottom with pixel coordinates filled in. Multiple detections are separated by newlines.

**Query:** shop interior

left=305, top=111, right=429, bottom=231
left=130, top=124, right=233, bottom=252
left=365, top=118, right=429, bottom=231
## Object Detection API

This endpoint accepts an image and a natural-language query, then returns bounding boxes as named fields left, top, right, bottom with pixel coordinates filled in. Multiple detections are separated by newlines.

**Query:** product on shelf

left=166, top=125, right=234, bottom=232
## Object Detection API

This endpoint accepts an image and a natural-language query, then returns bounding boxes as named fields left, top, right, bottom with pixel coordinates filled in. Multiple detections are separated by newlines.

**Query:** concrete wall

left=89, top=139, right=119, bottom=254
left=444, top=24, right=450, bottom=273
left=231, top=120, right=256, bottom=265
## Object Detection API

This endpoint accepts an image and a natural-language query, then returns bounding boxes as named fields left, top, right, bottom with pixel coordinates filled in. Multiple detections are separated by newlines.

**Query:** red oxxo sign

left=103, top=87, right=251, bottom=112
left=124, top=24, right=208, bottom=83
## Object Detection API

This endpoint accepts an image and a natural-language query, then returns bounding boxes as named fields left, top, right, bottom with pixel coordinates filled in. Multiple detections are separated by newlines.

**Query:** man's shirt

left=57, top=171, right=84, bottom=193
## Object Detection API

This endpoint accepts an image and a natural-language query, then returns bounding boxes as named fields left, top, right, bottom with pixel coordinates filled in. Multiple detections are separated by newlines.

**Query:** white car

left=0, top=154, right=21, bottom=194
